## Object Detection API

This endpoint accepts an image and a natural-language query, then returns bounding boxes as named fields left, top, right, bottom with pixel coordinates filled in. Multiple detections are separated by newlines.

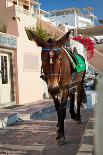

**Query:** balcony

left=7, top=0, right=39, bottom=6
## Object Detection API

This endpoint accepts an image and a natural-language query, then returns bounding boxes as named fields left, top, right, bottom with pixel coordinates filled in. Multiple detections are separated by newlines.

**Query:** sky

left=39, top=0, right=102, bottom=23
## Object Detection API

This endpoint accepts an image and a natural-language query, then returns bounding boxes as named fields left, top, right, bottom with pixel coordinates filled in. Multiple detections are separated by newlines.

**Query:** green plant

left=0, top=24, right=6, bottom=33
left=25, top=26, right=57, bottom=41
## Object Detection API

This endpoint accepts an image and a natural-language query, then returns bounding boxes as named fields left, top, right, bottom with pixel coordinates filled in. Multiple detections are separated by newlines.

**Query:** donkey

left=29, top=30, right=86, bottom=145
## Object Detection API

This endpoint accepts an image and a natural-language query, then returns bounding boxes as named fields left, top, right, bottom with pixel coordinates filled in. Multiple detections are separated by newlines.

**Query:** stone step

left=0, top=112, right=18, bottom=127
left=0, top=100, right=54, bottom=127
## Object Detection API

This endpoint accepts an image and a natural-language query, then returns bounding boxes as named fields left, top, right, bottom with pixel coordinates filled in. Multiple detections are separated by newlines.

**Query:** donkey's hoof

left=70, top=112, right=77, bottom=120
left=56, top=134, right=60, bottom=140
left=72, top=114, right=81, bottom=122
left=56, top=133, right=65, bottom=140
left=75, top=115, right=81, bottom=122
left=58, top=137, right=66, bottom=146
left=71, top=115, right=76, bottom=120
left=57, top=123, right=60, bottom=127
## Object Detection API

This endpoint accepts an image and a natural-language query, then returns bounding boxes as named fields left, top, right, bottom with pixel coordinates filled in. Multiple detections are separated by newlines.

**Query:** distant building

left=46, top=7, right=97, bottom=30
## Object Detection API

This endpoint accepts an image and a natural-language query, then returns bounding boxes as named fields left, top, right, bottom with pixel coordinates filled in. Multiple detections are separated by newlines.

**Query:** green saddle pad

left=63, top=47, right=86, bottom=73
left=74, top=53, right=86, bottom=73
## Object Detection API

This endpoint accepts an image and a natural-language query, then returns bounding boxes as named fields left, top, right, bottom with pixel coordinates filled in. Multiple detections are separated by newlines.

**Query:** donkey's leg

left=57, top=92, right=68, bottom=145
left=76, top=71, right=86, bottom=122
left=57, top=104, right=67, bottom=145
left=53, top=97, right=60, bottom=127
left=76, top=102, right=81, bottom=122
left=69, top=93, right=77, bottom=120
left=76, top=83, right=84, bottom=122
left=58, top=104, right=66, bottom=135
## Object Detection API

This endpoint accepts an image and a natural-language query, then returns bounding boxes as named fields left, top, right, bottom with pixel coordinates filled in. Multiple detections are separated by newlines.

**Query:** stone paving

left=0, top=101, right=93, bottom=155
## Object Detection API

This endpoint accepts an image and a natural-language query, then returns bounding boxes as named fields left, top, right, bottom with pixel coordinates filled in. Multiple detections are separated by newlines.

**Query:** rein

left=60, top=81, right=81, bottom=91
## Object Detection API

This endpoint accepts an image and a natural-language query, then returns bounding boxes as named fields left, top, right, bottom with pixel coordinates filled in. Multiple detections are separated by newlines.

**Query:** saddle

left=63, top=46, right=86, bottom=73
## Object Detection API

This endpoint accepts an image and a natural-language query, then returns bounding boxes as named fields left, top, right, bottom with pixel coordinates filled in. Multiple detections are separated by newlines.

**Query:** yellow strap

left=62, top=47, right=76, bottom=69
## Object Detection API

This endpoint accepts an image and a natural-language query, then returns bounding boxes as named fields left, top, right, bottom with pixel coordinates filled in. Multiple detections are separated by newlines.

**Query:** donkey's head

left=30, top=31, right=71, bottom=95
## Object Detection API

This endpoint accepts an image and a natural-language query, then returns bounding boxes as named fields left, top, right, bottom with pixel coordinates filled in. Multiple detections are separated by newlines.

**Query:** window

left=13, top=1, right=17, bottom=5
left=1, top=56, right=8, bottom=84
left=23, top=5, right=29, bottom=10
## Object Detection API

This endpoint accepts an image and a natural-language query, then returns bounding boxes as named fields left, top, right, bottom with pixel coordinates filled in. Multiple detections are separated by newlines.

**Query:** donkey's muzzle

left=48, top=86, right=60, bottom=95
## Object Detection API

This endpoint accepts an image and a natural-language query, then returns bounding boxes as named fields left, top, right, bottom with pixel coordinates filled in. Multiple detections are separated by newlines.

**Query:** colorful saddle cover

left=62, top=46, right=86, bottom=73
left=74, top=53, right=86, bottom=73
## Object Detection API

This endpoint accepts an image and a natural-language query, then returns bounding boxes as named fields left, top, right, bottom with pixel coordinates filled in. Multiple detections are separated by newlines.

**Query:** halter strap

left=42, top=48, right=61, bottom=51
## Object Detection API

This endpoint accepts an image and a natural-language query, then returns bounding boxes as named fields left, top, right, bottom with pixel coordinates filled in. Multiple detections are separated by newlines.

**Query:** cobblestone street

left=0, top=103, right=92, bottom=155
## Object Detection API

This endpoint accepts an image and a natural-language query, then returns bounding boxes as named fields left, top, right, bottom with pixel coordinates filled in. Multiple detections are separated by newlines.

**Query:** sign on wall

left=23, top=54, right=40, bottom=71
left=0, top=33, right=17, bottom=49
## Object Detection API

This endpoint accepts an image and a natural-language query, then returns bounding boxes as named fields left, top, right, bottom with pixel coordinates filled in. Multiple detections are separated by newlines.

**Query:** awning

left=31, top=1, right=39, bottom=5
left=50, top=8, right=82, bottom=16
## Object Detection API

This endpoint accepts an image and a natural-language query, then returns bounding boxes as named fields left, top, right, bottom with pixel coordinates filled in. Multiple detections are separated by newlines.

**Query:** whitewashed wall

left=7, top=16, right=45, bottom=105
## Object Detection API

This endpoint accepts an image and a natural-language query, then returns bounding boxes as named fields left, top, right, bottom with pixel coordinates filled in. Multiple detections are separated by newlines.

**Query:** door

left=0, top=53, right=11, bottom=104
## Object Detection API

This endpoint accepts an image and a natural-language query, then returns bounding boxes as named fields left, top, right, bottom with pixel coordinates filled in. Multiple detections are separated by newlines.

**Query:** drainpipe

left=38, top=3, right=41, bottom=16
left=17, top=0, right=19, bottom=6
left=6, top=0, right=8, bottom=7
left=29, top=0, right=31, bottom=14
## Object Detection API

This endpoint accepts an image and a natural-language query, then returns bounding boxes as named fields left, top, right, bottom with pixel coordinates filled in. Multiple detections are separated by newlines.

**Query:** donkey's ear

left=56, top=31, right=71, bottom=47
left=28, top=30, right=46, bottom=47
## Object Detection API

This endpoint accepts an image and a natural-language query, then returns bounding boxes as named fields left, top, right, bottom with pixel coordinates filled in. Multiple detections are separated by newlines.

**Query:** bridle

left=41, top=48, right=62, bottom=80
left=40, top=47, right=82, bottom=92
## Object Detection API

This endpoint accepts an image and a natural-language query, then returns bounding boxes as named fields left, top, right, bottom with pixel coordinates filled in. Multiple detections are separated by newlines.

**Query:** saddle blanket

left=63, top=41, right=86, bottom=73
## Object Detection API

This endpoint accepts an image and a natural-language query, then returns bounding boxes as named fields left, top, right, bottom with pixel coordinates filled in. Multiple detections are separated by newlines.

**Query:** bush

left=0, top=24, right=6, bottom=33
left=25, top=26, right=57, bottom=41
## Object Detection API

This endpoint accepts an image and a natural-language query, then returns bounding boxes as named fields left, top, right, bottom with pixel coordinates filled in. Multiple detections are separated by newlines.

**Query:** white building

left=46, top=7, right=96, bottom=30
